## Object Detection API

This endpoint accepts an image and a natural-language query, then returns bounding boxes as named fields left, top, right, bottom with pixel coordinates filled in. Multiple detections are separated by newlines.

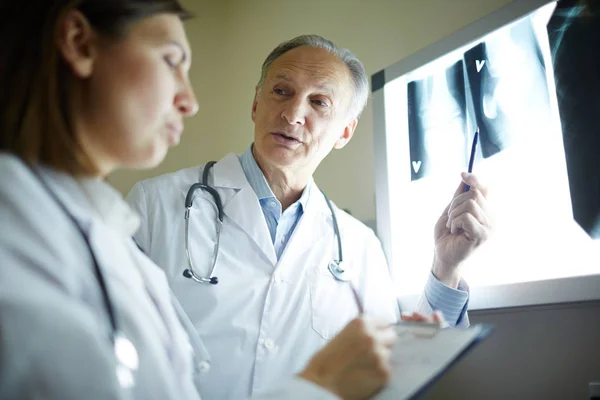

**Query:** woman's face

left=63, top=12, right=198, bottom=175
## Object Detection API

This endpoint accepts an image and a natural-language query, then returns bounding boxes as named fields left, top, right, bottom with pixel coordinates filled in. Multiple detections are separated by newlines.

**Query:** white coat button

left=198, top=361, right=211, bottom=373
left=264, top=339, right=275, bottom=350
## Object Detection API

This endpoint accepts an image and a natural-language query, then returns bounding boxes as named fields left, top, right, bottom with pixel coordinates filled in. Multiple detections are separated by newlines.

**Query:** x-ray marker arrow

left=412, top=160, right=422, bottom=173
left=476, top=60, right=486, bottom=73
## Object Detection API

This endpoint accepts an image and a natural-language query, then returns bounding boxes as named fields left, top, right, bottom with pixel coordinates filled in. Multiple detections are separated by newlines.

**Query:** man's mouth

left=272, top=132, right=301, bottom=143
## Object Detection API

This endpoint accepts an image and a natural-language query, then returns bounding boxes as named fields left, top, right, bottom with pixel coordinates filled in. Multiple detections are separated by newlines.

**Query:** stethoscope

left=182, top=161, right=350, bottom=284
left=30, top=167, right=139, bottom=390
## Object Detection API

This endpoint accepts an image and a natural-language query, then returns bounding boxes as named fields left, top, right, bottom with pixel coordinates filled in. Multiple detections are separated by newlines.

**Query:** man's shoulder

left=134, top=164, right=203, bottom=192
left=328, top=202, right=378, bottom=241
left=125, top=164, right=205, bottom=213
left=131, top=153, right=241, bottom=195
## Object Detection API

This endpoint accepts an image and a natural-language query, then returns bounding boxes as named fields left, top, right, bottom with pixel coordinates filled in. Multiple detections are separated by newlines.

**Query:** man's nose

left=281, top=98, right=306, bottom=125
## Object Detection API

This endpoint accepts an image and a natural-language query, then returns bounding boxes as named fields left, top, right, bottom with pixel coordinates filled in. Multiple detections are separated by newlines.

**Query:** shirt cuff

left=254, top=377, right=340, bottom=400
left=424, top=272, right=469, bottom=326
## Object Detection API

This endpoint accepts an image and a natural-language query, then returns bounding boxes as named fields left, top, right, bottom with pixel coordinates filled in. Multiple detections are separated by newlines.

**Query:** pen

left=349, top=282, right=364, bottom=315
left=464, top=127, right=479, bottom=192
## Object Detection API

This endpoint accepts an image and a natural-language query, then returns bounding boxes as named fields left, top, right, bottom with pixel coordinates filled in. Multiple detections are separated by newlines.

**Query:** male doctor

left=126, top=34, right=491, bottom=399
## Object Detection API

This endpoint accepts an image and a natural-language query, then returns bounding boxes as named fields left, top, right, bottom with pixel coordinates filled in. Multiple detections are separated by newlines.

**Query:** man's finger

left=461, top=172, right=488, bottom=197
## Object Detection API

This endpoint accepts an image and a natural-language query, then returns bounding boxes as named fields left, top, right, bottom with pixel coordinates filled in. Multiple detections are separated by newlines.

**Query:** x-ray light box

left=372, top=0, right=600, bottom=310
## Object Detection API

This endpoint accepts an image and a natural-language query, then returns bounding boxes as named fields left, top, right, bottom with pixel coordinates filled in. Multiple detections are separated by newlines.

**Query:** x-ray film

left=405, top=4, right=598, bottom=239
left=384, top=1, right=599, bottom=297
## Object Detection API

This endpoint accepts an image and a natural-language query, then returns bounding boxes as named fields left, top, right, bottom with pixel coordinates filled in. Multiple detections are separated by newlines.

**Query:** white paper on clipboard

left=375, top=323, right=492, bottom=400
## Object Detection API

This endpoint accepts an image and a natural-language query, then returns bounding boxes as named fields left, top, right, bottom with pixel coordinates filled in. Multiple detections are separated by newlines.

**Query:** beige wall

left=108, top=0, right=512, bottom=222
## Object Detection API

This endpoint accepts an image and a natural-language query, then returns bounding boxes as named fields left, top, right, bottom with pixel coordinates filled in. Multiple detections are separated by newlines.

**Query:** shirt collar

left=239, top=144, right=312, bottom=212
left=240, top=145, right=274, bottom=201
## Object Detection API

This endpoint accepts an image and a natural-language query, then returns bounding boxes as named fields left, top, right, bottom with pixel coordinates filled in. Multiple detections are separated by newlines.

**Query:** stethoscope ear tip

left=210, top=277, right=219, bottom=284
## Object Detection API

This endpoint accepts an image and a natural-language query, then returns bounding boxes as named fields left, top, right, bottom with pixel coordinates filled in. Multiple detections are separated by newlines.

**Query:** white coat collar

left=206, top=153, right=335, bottom=267
left=37, top=165, right=140, bottom=238
left=211, top=152, right=331, bottom=216
left=211, top=153, right=249, bottom=190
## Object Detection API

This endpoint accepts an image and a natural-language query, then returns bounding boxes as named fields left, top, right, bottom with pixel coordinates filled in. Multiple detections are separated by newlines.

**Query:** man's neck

left=252, top=148, right=311, bottom=211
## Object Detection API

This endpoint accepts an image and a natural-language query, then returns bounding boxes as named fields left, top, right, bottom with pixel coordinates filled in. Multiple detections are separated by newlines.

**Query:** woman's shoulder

left=0, top=152, right=93, bottom=293
left=0, top=152, right=51, bottom=205
left=0, top=151, right=34, bottom=182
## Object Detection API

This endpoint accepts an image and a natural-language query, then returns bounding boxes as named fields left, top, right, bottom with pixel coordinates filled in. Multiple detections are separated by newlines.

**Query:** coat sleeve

left=251, top=377, right=339, bottom=400
left=414, top=274, right=470, bottom=327
left=360, top=224, right=470, bottom=327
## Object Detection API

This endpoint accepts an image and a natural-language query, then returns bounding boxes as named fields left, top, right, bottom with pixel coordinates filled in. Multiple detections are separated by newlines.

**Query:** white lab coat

left=0, top=154, right=337, bottom=400
left=127, top=153, right=435, bottom=400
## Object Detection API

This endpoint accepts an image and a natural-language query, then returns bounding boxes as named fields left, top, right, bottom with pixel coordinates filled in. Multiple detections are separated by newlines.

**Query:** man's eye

left=312, top=99, right=328, bottom=107
left=273, top=88, right=286, bottom=95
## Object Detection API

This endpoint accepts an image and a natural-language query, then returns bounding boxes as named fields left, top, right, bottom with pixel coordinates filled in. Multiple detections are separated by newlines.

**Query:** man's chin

left=262, top=149, right=299, bottom=167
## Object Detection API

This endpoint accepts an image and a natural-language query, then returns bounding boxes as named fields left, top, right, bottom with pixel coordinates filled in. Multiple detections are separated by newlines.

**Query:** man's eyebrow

left=274, top=72, right=292, bottom=82
left=273, top=72, right=336, bottom=95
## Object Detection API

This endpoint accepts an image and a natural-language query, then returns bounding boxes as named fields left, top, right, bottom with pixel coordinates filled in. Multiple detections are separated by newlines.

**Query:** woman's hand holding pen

left=432, top=172, right=492, bottom=288
left=401, top=310, right=449, bottom=329
left=298, top=317, right=396, bottom=400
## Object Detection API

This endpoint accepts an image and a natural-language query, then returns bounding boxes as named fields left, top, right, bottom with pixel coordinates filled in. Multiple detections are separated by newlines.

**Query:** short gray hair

left=256, top=34, right=369, bottom=120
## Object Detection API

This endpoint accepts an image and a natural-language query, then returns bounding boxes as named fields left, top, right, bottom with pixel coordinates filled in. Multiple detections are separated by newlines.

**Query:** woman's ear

left=56, top=9, right=97, bottom=78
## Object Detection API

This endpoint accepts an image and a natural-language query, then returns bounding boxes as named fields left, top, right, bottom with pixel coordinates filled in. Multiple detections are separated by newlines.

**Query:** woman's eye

left=274, top=88, right=286, bottom=95
left=165, top=56, right=181, bottom=69
left=312, top=99, right=328, bottom=107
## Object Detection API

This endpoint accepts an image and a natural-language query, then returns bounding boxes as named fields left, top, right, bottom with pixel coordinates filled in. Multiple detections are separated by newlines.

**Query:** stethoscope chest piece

left=114, top=331, right=139, bottom=388
left=328, top=260, right=352, bottom=282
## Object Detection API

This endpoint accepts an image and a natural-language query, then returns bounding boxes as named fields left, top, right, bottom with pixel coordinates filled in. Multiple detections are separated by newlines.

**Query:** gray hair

left=256, top=34, right=369, bottom=120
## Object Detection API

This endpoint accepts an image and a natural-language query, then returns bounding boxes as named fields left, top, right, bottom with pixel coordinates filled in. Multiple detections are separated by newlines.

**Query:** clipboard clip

left=394, top=321, right=441, bottom=338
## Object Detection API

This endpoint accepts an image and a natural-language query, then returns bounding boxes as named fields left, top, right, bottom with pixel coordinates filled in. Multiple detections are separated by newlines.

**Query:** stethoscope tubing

left=183, top=161, right=344, bottom=284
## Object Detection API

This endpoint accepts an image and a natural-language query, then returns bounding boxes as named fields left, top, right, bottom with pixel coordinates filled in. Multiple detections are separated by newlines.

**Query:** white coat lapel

left=280, top=185, right=333, bottom=262
left=212, top=154, right=277, bottom=266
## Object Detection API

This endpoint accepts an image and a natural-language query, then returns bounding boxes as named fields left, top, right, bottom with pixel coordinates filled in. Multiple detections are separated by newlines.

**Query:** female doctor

left=0, top=1, right=404, bottom=399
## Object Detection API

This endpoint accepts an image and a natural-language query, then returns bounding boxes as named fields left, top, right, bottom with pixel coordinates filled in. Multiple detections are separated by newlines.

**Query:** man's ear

left=56, top=9, right=97, bottom=79
left=333, top=118, right=358, bottom=150
left=251, top=86, right=260, bottom=123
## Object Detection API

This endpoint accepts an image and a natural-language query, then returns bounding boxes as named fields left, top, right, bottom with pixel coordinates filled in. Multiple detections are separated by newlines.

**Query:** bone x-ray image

left=548, top=0, right=600, bottom=239
left=406, top=0, right=599, bottom=239
left=407, top=61, right=468, bottom=181
left=381, top=0, right=599, bottom=299
left=407, top=16, right=552, bottom=181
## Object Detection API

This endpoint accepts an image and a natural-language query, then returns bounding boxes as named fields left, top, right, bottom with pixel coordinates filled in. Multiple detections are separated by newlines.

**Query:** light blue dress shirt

left=239, top=146, right=311, bottom=261
left=239, top=146, right=469, bottom=325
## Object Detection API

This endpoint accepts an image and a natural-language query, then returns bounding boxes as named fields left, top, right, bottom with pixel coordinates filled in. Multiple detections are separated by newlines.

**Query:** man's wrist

left=431, top=258, right=461, bottom=289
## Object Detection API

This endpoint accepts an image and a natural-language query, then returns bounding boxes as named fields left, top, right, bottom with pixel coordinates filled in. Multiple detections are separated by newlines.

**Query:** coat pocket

left=307, top=265, right=359, bottom=340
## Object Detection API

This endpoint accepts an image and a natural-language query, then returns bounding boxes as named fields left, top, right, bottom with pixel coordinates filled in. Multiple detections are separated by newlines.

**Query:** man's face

left=251, top=46, right=358, bottom=176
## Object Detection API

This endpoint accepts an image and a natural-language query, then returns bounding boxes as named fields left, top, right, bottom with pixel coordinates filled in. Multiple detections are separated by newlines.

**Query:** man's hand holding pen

left=432, top=172, right=492, bottom=289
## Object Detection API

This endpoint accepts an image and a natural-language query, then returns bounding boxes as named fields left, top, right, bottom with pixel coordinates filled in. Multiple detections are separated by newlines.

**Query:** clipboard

left=375, top=323, right=493, bottom=400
